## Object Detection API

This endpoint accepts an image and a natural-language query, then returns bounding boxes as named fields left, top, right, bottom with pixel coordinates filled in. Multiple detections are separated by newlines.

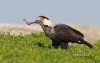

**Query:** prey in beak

left=23, top=19, right=39, bottom=25
left=23, top=18, right=50, bottom=28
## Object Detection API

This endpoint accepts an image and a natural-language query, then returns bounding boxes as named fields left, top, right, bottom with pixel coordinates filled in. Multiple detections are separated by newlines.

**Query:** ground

left=0, top=33, right=100, bottom=63
left=0, top=24, right=100, bottom=63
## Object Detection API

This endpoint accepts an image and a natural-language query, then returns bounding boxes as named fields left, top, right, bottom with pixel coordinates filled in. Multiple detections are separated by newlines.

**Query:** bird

left=24, top=16, right=93, bottom=49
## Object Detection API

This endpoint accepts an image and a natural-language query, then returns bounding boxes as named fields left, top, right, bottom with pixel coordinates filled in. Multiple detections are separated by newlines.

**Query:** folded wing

left=54, top=24, right=84, bottom=41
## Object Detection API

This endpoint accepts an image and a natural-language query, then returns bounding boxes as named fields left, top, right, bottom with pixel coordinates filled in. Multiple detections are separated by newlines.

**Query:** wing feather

left=54, top=24, right=84, bottom=41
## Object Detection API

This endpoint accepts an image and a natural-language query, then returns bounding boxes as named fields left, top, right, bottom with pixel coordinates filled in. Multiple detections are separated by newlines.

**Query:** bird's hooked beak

left=33, top=20, right=40, bottom=24
left=34, top=17, right=44, bottom=24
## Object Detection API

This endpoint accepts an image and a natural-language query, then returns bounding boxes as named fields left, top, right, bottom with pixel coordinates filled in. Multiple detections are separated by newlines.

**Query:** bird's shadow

left=34, top=42, right=52, bottom=49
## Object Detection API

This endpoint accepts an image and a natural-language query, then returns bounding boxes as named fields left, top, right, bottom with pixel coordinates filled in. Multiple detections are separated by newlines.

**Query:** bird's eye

left=44, top=25, right=48, bottom=27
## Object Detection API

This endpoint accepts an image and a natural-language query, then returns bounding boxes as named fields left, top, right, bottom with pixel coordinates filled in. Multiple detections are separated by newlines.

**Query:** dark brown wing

left=66, top=25, right=84, bottom=37
left=54, top=24, right=84, bottom=41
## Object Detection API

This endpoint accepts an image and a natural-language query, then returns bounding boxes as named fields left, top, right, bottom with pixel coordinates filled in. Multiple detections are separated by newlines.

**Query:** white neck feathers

left=43, top=19, right=55, bottom=27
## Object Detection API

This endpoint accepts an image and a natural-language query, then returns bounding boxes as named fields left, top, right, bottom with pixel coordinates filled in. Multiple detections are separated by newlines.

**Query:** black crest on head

left=39, top=16, right=49, bottom=20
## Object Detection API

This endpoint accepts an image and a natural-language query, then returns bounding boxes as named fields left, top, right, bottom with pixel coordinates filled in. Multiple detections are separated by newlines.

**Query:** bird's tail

left=79, top=39, right=93, bottom=48
left=83, top=41, right=93, bottom=48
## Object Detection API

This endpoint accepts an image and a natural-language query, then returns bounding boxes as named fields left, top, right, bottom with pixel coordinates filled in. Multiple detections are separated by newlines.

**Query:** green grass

left=0, top=32, right=100, bottom=63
